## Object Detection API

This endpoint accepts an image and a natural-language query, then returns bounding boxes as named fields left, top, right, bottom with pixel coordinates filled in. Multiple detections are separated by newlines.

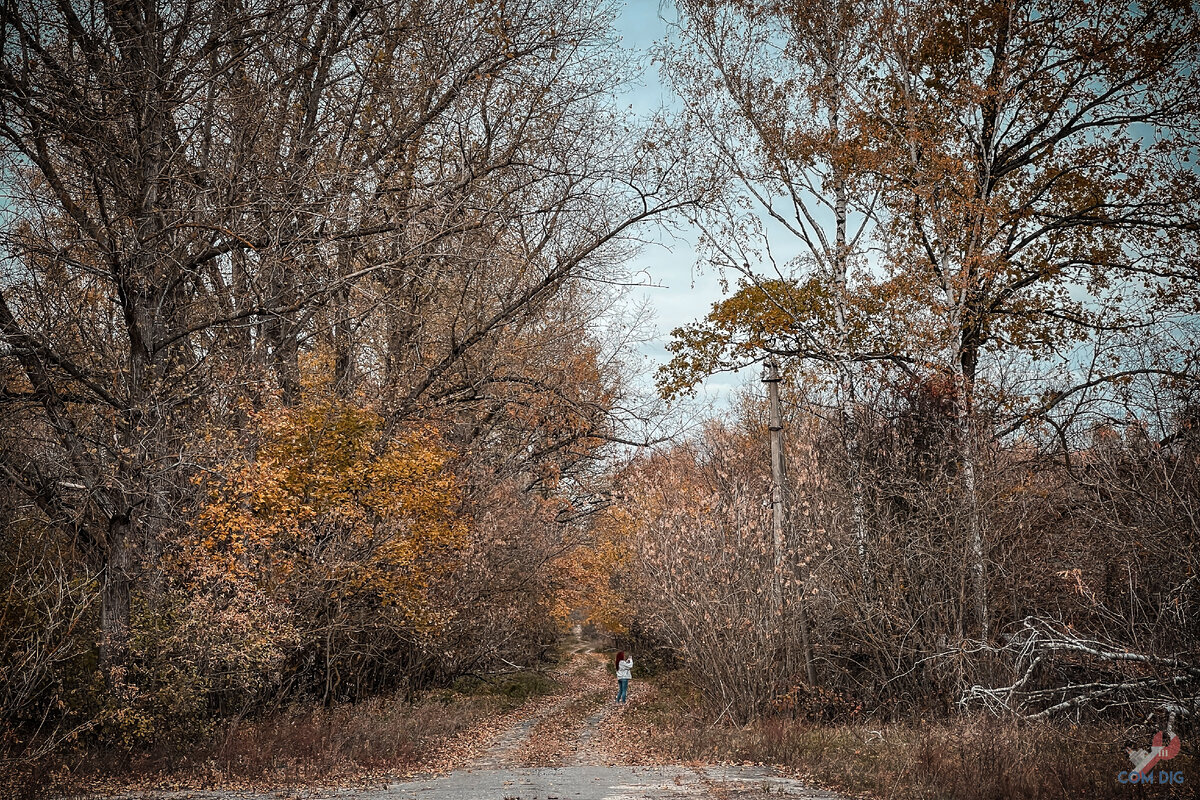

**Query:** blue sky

left=609, top=1, right=746, bottom=406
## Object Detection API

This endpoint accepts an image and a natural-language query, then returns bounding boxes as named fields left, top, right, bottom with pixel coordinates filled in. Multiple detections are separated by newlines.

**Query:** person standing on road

left=615, top=650, right=633, bottom=703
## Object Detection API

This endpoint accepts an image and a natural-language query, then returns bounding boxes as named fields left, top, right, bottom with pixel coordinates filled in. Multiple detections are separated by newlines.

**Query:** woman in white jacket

left=614, top=650, right=632, bottom=703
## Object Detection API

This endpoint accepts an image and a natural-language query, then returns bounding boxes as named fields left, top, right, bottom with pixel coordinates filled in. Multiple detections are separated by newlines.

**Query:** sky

left=608, top=1, right=748, bottom=408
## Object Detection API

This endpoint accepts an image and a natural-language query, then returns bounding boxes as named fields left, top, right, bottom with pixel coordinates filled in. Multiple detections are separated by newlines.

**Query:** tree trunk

left=954, top=358, right=987, bottom=640
left=100, top=515, right=133, bottom=675
left=839, top=376, right=871, bottom=587
left=266, top=315, right=302, bottom=406
left=828, top=88, right=872, bottom=589
left=333, top=242, right=357, bottom=396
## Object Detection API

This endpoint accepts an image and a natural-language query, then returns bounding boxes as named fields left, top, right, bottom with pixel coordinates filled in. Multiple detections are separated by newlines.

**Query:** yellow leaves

left=549, top=506, right=634, bottom=633
left=189, top=394, right=468, bottom=634
left=658, top=276, right=849, bottom=399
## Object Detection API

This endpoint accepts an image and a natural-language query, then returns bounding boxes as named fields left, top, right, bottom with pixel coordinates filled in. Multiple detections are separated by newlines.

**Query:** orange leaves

left=550, top=506, right=635, bottom=633
left=657, top=277, right=840, bottom=398
left=190, top=396, right=467, bottom=637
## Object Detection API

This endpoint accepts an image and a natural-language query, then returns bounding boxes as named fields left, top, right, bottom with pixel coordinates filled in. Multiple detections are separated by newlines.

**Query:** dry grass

left=196, top=695, right=494, bottom=780
left=11, top=671, right=559, bottom=799
left=607, top=671, right=1195, bottom=800
left=44, top=696, right=492, bottom=796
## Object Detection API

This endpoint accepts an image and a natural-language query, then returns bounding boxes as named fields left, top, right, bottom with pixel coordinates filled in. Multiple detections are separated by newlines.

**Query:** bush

left=617, top=685, right=1196, bottom=800
left=451, top=671, right=558, bottom=707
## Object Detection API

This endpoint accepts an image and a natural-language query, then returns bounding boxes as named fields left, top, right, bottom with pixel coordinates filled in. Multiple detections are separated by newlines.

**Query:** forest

left=0, top=1, right=1197, bottom=798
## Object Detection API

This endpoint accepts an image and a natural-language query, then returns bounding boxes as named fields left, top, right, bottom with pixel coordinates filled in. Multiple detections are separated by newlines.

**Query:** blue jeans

left=616, top=678, right=629, bottom=702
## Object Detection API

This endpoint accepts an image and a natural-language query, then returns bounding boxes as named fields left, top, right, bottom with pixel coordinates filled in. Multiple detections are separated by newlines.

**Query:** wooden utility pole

left=763, top=358, right=818, bottom=686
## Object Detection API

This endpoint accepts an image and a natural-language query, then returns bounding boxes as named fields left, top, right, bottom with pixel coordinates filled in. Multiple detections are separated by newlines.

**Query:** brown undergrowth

left=7, top=670, right=558, bottom=799
left=599, top=670, right=1195, bottom=800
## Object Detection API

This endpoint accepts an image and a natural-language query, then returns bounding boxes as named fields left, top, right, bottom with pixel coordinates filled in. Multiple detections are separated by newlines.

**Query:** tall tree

left=0, top=0, right=689, bottom=674
left=662, top=0, right=1200, bottom=641
left=868, top=0, right=1200, bottom=637
left=660, top=0, right=891, bottom=587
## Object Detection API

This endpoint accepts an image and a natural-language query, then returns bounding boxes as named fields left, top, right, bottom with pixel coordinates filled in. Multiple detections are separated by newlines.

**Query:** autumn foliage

left=0, top=0, right=673, bottom=787
left=621, top=0, right=1200, bottom=731
left=189, top=390, right=467, bottom=693
left=1, top=0, right=1198, bottom=794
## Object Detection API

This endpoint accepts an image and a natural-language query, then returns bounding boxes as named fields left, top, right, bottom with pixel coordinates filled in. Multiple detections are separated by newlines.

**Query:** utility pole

left=763, top=358, right=818, bottom=687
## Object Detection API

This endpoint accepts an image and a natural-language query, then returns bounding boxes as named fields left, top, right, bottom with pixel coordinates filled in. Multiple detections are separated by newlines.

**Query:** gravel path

left=113, top=765, right=843, bottom=800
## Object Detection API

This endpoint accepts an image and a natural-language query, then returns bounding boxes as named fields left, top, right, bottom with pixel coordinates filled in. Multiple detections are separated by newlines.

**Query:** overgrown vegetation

left=616, top=0, right=1199, bottom=735
left=0, top=0, right=664, bottom=787
left=610, top=672, right=1195, bottom=800
left=616, top=390, right=1200, bottom=727
left=2, top=667, right=559, bottom=799
left=1, top=0, right=1197, bottom=796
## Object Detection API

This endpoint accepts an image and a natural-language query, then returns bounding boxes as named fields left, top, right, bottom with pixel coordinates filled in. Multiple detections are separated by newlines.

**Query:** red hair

left=615, top=650, right=625, bottom=667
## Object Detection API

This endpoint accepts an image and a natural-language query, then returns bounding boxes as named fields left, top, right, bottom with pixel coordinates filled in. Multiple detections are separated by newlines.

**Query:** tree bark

left=100, top=515, right=133, bottom=675
left=955, top=354, right=987, bottom=640
left=827, top=79, right=872, bottom=590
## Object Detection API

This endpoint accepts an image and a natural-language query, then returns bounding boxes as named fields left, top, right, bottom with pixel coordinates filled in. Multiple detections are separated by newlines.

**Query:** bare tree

left=661, top=0, right=890, bottom=588
left=870, top=0, right=1200, bottom=637
left=0, top=0, right=692, bottom=678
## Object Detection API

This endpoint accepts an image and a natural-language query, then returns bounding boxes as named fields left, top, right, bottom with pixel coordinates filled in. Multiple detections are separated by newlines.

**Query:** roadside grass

left=19, top=669, right=560, bottom=799
left=616, top=670, right=1195, bottom=800
left=179, top=692, right=497, bottom=782
left=449, top=669, right=559, bottom=706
